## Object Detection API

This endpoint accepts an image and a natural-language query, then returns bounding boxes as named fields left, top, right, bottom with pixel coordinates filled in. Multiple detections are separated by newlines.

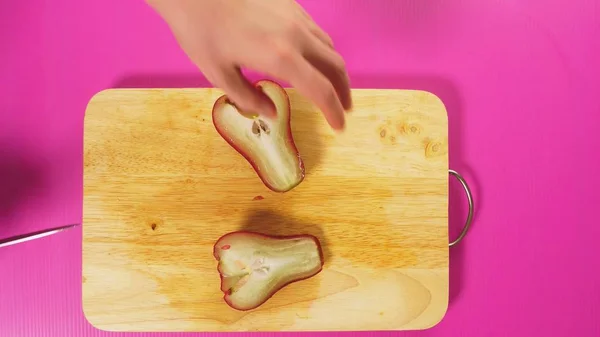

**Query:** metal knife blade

left=0, top=223, right=80, bottom=248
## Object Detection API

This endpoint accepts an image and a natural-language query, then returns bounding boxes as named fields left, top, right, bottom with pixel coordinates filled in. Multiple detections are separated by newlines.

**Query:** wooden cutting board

left=82, top=85, right=449, bottom=332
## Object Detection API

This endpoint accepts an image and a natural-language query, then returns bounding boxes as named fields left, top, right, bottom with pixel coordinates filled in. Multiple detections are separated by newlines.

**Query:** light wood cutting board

left=82, top=85, right=449, bottom=332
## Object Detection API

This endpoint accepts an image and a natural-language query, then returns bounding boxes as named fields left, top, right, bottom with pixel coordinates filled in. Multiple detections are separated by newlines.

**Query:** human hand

left=147, top=0, right=352, bottom=130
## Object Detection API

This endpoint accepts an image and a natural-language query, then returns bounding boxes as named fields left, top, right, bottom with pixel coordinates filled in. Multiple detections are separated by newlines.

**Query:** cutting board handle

left=448, top=169, right=474, bottom=247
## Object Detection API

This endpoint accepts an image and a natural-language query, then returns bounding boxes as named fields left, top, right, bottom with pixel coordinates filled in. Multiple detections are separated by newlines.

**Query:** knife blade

left=0, top=223, right=80, bottom=248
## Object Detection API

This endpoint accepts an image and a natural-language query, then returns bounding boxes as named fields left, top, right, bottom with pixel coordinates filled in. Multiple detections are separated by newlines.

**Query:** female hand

left=147, top=0, right=352, bottom=130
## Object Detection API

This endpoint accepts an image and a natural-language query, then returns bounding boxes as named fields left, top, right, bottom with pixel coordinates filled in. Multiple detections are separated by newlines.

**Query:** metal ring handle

left=448, top=169, right=474, bottom=247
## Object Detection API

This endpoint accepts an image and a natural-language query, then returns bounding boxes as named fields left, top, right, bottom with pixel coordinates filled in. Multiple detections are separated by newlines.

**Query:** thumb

left=214, top=67, right=276, bottom=118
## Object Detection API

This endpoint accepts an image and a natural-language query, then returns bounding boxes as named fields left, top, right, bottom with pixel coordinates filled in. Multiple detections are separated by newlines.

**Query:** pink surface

left=1, top=0, right=599, bottom=336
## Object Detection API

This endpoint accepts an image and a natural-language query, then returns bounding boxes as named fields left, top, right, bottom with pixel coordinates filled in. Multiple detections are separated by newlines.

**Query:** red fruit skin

left=211, top=79, right=305, bottom=193
left=213, top=231, right=325, bottom=311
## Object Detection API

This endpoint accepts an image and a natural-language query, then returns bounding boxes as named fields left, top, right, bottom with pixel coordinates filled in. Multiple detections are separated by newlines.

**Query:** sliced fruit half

left=212, top=80, right=305, bottom=193
left=213, top=231, right=324, bottom=311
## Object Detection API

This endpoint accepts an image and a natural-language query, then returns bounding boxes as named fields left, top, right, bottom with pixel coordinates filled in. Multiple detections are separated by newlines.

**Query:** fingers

left=302, top=39, right=352, bottom=111
left=294, top=11, right=352, bottom=112
left=269, top=50, right=346, bottom=130
left=293, top=62, right=346, bottom=130
left=210, top=66, right=276, bottom=118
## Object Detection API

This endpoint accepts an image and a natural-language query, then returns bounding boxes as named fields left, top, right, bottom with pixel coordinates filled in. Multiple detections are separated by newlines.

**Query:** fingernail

left=345, top=95, right=353, bottom=111
left=333, top=117, right=345, bottom=132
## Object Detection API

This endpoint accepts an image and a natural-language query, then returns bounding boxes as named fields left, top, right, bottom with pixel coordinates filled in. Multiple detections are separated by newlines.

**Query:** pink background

left=1, top=0, right=599, bottom=336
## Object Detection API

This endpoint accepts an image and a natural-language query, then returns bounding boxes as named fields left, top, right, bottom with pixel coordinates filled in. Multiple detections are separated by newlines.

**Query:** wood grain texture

left=82, top=87, right=449, bottom=332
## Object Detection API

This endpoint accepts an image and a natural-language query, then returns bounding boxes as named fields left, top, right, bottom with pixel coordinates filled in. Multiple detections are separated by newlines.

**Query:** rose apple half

left=213, top=231, right=324, bottom=311
left=212, top=80, right=305, bottom=193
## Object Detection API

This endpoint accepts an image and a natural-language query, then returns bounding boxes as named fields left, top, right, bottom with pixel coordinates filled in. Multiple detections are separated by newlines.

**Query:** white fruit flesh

left=215, top=233, right=323, bottom=311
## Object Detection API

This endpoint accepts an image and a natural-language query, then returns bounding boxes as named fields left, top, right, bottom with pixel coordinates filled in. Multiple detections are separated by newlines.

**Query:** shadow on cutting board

left=239, top=208, right=332, bottom=263
left=0, top=145, right=47, bottom=234
left=112, top=74, right=325, bottom=178
left=350, top=73, right=481, bottom=306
